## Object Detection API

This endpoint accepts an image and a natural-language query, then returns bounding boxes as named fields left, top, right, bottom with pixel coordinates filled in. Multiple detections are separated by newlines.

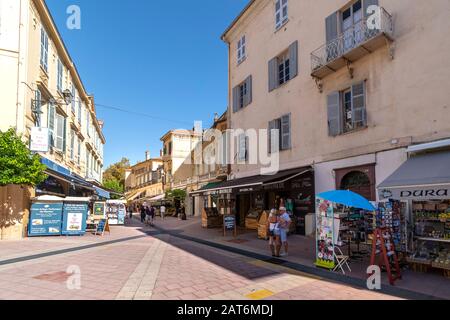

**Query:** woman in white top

left=267, top=209, right=280, bottom=257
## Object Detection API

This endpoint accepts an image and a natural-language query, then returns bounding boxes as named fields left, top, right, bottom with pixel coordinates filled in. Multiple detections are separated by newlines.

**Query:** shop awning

left=93, top=186, right=110, bottom=200
left=128, top=191, right=145, bottom=201
left=378, top=151, right=450, bottom=200
left=190, top=167, right=312, bottom=196
left=147, top=194, right=165, bottom=202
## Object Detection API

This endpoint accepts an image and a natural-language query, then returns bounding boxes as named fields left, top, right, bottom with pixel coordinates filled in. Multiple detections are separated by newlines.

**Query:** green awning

left=190, top=182, right=221, bottom=196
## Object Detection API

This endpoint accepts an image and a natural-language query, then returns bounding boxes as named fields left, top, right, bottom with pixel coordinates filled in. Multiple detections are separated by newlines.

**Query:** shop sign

left=379, top=185, right=450, bottom=200
left=62, top=202, right=88, bottom=235
left=30, top=127, right=49, bottom=152
left=28, top=202, right=63, bottom=236
left=218, top=188, right=233, bottom=195
left=93, top=202, right=106, bottom=219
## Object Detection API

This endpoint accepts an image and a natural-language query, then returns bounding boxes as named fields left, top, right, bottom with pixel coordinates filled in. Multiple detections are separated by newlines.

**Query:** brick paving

left=0, top=217, right=403, bottom=300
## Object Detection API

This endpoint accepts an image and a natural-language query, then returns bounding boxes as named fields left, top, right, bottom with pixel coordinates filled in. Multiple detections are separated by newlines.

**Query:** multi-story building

left=202, top=0, right=450, bottom=233
left=0, top=0, right=107, bottom=198
left=190, top=112, right=229, bottom=216
left=125, top=152, right=164, bottom=204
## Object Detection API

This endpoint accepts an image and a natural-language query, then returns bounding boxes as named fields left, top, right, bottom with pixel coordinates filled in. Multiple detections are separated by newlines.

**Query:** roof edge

left=221, top=0, right=257, bottom=42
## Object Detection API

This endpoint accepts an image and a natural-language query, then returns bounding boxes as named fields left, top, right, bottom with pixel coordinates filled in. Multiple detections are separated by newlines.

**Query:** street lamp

left=31, top=89, right=73, bottom=126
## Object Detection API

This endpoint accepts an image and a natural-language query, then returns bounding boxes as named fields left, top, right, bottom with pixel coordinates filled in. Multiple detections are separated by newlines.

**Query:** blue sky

left=46, top=0, right=248, bottom=168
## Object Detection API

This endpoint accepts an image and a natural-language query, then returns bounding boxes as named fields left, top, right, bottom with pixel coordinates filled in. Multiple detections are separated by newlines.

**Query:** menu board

left=93, top=202, right=106, bottom=219
left=315, top=198, right=335, bottom=269
left=224, top=215, right=236, bottom=231
left=28, top=202, right=63, bottom=236
left=62, top=202, right=88, bottom=235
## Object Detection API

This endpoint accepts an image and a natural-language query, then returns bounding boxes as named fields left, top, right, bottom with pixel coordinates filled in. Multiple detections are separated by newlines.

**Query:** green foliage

left=0, top=128, right=47, bottom=186
left=165, top=189, right=186, bottom=201
left=103, top=178, right=124, bottom=194
left=103, top=157, right=130, bottom=190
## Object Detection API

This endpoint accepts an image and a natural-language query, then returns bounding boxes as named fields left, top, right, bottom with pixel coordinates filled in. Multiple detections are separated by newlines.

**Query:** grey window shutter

left=281, top=113, right=291, bottom=150
left=268, top=57, right=278, bottom=92
left=232, top=86, right=239, bottom=113
left=268, top=120, right=275, bottom=154
left=289, top=41, right=298, bottom=80
left=364, top=0, right=379, bottom=18
left=325, top=12, right=339, bottom=43
left=63, top=117, right=67, bottom=152
left=245, top=75, right=252, bottom=106
left=327, top=92, right=342, bottom=136
left=351, top=82, right=366, bottom=128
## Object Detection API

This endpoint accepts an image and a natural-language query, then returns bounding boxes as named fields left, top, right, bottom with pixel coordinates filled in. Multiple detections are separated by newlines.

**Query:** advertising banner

left=30, top=127, right=49, bottom=152
left=28, top=202, right=63, bottom=236
left=62, top=202, right=88, bottom=235
left=315, top=198, right=335, bottom=269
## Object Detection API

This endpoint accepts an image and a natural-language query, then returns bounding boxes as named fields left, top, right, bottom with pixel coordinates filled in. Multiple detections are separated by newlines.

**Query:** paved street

left=0, top=218, right=401, bottom=300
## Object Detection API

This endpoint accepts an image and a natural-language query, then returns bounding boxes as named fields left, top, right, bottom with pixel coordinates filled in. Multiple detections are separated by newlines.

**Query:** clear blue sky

left=46, top=0, right=248, bottom=168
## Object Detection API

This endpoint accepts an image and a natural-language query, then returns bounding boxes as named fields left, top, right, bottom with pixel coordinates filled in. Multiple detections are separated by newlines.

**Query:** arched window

left=340, top=170, right=372, bottom=200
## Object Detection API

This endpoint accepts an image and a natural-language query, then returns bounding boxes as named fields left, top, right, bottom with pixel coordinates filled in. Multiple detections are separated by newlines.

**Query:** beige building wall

left=0, top=0, right=105, bottom=183
left=223, top=0, right=450, bottom=180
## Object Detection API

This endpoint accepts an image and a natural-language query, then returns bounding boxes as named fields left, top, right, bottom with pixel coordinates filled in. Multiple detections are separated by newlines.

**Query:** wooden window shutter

left=351, top=82, right=366, bottom=128
left=245, top=75, right=252, bottom=106
left=232, top=86, right=239, bottom=113
left=325, top=12, right=339, bottom=43
left=364, top=0, right=379, bottom=18
left=289, top=41, right=298, bottom=80
left=281, top=113, right=291, bottom=150
left=268, top=57, right=279, bottom=92
left=327, top=92, right=342, bottom=136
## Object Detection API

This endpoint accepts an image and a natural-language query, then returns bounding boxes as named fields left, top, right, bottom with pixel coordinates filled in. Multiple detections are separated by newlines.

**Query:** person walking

left=140, top=205, right=146, bottom=223
left=160, top=204, right=166, bottom=220
left=128, top=206, right=133, bottom=220
left=278, top=207, right=292, bottom=257
left=150, top=205, right=155, bottom=226
left=267, top=209, right=280, bottom=257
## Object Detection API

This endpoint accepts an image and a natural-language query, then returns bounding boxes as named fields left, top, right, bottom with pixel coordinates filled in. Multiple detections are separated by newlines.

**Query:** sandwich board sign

left=223, top=214, right=237, bottom=237
left=95, top=219, right=110, bottom=236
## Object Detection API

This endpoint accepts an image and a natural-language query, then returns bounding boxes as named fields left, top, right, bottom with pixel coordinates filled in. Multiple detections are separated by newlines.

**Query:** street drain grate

left=33, top=271, right=71, bottom=283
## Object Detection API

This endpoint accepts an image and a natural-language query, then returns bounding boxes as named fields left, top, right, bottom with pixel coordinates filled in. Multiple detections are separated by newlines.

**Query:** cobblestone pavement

left=0, top=219, right=401, bottom=300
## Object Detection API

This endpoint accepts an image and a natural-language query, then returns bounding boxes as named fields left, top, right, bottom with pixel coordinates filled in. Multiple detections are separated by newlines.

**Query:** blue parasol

left=317, top=190, right=376, bottom=211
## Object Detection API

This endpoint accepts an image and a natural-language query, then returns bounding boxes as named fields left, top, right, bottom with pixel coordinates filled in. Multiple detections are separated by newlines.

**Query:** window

left=40, top=28, right=49, bottom=72
left=237, top=35, right=246, bottom=64
left=168, top=142, right=172, bottom=155
left=268, top=41, right=298, bottom=91
left=342, top=0, right=363, bottom=52
left=237, top=133, right=248, bottom=162
left=78, top=100, right=82, bottom=125
left=278, top=52, right=290, bottom=86
left=70, top=131, right=76, bottom=160
left=327, top=81, right=366, bottom=136
left=77, top=137, right=81, bottom=164
left=55, top=113, right=65, bottom=151
left=268, top=113, right=291, bottom=153
left=71, top=86, right=76, bottom=114
left=86, top=111, right=90, bottom=137
left=57, top=59, right=63, bottom=92
left=48, top=101, right=55, bottom=146
left=34, top=90, right=42, bottom=126
left=232, top=75, right=252, bottom=112
left=275, top=0, right=288, bottom=29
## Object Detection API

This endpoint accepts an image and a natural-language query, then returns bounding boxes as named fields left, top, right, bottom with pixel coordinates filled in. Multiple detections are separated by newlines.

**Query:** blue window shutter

left=289, top=41, right=298, bottom=80
left=327, top=92, right=342, bottom=136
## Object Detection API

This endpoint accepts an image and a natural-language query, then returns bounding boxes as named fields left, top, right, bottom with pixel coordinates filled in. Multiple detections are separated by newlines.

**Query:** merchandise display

left=376, top=201, right=407, bottom=252
left=201, top=208, right=222, bottom=228
left=245, top=209, right=261, bottom=230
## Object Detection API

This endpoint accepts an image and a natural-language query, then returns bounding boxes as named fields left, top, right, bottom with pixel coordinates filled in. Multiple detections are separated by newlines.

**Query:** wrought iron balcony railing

left=311, top=7, right=394, bottom=79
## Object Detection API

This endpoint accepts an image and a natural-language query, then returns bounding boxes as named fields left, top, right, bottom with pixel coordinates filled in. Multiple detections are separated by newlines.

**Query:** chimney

left=160, top=149, right=163, bottom=157
left=145, top=151, right=150, bottom=161
left=214, top=113, right=219, bottom=123
left=98, top=120, right=104, bottom=129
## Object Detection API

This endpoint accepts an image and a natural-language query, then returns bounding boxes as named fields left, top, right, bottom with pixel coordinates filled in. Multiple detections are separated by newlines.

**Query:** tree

left=0, top=129, right=47, bottom=186
left=165, top=189, right=186, bottom=202
left=103, top=157, right=130, bottom=189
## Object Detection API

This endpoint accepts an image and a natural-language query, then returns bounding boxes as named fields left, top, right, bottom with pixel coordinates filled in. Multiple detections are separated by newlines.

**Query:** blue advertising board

left=62, top=202, right=88, bottom=236
left=28, top=202, right=63, bottom=236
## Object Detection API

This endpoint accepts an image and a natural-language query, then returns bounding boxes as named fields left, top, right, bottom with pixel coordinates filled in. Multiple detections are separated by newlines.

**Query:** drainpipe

left=225, top=40, right=232, bottom=180
left=15, top=0, right=23, bottom=133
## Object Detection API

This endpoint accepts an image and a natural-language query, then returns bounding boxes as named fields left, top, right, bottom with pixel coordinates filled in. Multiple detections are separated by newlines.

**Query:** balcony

left=311, top=7, right=394, bottom=79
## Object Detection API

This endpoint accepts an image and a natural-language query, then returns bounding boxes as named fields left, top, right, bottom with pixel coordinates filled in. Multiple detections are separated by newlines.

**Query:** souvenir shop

left=191, top=167, right=315, bottom=236
left=378, top=150, right=450, bottom=277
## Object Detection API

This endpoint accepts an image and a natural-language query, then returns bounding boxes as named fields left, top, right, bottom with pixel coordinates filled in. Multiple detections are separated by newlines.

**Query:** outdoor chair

left=333, top=246, right=352, bottom=275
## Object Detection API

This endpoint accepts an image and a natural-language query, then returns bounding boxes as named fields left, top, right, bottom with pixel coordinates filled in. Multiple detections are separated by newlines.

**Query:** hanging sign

left=30, top=127, right=49, bottom=152
left=28, top=202, right=63, bottom=236
left=315, top=198, right=335, bottom=269
left=93, top=202, right=106, bottom=219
